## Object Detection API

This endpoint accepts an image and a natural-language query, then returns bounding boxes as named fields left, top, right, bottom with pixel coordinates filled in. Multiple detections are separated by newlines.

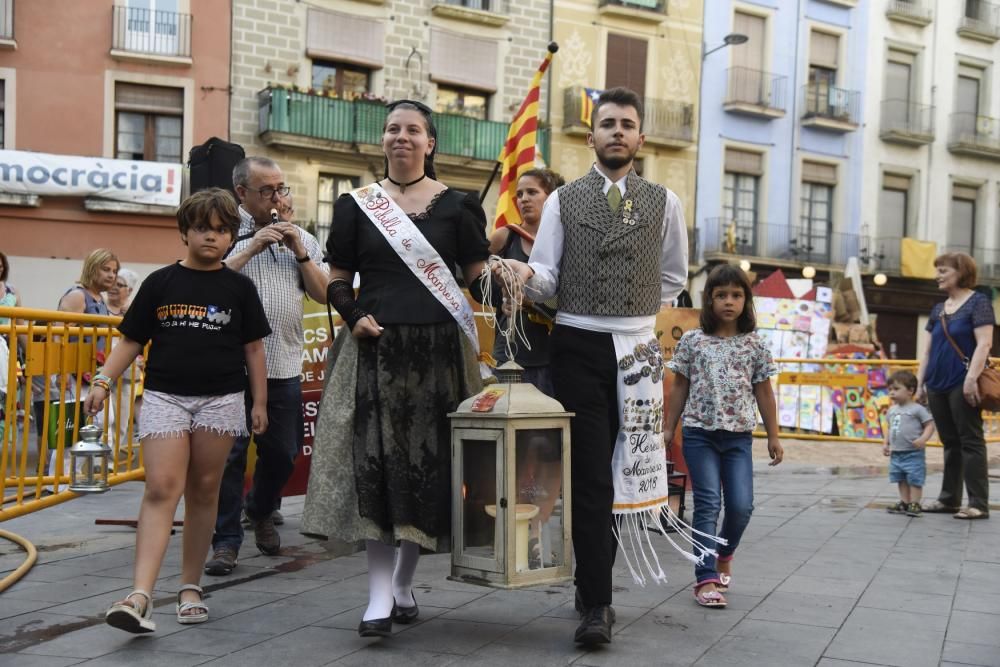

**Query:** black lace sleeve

left=456, top=191, right=490, bottom=266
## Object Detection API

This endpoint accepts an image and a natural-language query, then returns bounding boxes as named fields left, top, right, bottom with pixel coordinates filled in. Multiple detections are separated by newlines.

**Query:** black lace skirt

left=352, top=322, right=465, bottom=541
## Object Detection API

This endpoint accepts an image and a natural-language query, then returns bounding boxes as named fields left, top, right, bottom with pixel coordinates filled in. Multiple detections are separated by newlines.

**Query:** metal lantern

left=68, top=424, right=112, bottom=494
left=449, top=362, right=573, bottom=588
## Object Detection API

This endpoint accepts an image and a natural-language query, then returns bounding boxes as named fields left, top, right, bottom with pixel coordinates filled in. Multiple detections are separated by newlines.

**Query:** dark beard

left=596, top=146, right=637, bottom=171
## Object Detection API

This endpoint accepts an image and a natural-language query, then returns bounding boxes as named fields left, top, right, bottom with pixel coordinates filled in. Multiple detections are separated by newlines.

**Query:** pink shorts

left=139, top=390, right=247, bottom=440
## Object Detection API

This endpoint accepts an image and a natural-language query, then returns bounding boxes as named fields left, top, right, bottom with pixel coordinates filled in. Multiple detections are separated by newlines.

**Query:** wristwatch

left=295, top=254, right=310, bottom=263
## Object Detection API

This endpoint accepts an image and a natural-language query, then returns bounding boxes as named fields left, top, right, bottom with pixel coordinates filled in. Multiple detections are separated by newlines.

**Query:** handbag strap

left=939, top=312, right=970, bottom=367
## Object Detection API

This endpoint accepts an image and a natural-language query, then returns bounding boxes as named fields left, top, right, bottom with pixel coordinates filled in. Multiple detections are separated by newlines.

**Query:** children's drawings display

left=753, top=288, right=834, bottom=431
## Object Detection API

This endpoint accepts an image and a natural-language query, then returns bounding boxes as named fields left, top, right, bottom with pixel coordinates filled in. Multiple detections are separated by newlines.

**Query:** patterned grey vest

left=558, top=168, right=666, bottom=316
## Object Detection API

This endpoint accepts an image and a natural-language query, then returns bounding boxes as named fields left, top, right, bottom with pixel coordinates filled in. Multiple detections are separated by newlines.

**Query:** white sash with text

left=350, top=184, right=485, bottom=375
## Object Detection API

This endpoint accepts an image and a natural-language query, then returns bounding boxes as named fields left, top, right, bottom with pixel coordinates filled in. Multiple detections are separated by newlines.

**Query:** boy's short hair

left=177, top=188, right=241, bottom=237
left=591, top=87, right=645, bottom=131
left=888, top=369, right=918, bottom=393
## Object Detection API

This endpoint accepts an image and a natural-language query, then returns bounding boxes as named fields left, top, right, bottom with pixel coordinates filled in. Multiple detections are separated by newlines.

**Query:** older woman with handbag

left=917, top=252, right=996, bottom=519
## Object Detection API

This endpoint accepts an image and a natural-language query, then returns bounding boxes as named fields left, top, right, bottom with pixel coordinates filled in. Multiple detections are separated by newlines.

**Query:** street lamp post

left=693, top=32, right=748, bottom=270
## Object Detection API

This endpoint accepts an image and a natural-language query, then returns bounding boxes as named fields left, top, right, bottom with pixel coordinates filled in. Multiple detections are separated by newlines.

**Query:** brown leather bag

left=940, top=313, right=1000, bottom=412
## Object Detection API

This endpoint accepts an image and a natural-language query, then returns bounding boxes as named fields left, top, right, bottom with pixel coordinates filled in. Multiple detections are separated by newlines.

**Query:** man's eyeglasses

left=247, top=185, right=291, bottom=199
left=386, top=99, right=433, bottom=116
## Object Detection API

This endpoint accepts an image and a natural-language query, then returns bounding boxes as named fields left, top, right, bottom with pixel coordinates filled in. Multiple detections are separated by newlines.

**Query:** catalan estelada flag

left=580, top=87, right=602, bottom=127
left=493, top=43, right=558, bottom=230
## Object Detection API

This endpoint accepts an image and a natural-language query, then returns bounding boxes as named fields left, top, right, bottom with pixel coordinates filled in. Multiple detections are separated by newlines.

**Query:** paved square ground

left=1, top=462, right=999, bottom=666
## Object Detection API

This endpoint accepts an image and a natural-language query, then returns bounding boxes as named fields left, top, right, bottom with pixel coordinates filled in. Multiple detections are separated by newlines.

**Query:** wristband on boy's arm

left=327, top=279, right=368, bottom=331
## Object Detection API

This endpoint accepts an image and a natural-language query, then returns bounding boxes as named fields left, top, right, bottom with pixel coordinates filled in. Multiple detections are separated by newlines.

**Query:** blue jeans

left=682, top=427, right=754, bottom=584
left=213, top=377, right=304, bottom=551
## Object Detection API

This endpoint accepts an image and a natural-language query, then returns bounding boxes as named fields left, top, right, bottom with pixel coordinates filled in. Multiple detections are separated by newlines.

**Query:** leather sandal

left=954, top=507, right=989, bottom=520
left=106, top=589, right=156, bottom=634
left=176, top=584, right=209, bottom=624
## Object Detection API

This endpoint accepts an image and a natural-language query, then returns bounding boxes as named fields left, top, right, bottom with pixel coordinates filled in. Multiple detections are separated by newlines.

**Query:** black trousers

left=927, top=385, right=990, bottom=512
left=551, top=324, right=620, bottom=608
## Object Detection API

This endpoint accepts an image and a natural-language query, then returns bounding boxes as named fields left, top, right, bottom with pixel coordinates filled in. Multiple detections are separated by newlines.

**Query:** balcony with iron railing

left=861, top=237, right=901, bottom=274
left=562, top=86, right=693, bottom=148
left=880, top=100, right=935, bottom=146
left=257, top=86, right=549, bottom=166
left=948, top=112, right=1000, bottom=159
left=886, top=0, right=932, bottom=26
left=801, top=83, right=860, bottom=132
left=958, top=0, right=1000, bottom=42
left=697, top=217, right=861, bottom=267
left=111, top=5, right=192, bottom=63
left=598, top=0, right=667, bottom=23
left=723, top=67, right=787, bottom=119
left=0, top=0, right=13, bottom=45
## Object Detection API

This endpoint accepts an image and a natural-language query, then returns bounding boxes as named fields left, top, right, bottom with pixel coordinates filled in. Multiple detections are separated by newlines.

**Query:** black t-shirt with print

left=118, top=262, right=271, bottom=396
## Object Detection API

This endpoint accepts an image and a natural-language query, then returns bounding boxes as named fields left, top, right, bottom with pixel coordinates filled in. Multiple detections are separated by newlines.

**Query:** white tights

left=362, top=539, right=420, bottom=621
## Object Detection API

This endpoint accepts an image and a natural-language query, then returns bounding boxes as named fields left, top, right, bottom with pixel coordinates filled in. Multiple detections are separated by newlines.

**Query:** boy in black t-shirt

left=85, top=188, right=271, bottom=634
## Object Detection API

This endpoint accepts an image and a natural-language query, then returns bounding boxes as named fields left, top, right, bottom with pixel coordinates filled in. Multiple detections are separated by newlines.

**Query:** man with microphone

left=205, top=156, right=328, bottom=575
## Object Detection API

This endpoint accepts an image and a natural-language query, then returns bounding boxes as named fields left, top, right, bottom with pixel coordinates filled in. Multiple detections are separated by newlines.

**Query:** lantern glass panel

left=461, top=437, right=498, bottom=561
left=514, top=429, right=565, bottom=571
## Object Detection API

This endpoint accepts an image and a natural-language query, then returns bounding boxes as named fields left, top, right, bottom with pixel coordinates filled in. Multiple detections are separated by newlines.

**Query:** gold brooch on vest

left=622, top=199, right=636, bottom=226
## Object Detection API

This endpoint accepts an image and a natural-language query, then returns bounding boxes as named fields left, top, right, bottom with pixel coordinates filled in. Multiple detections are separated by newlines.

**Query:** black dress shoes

left=574, top=605, right=614, bottom=645
left=391, top=593, right=419, bottom=624
left=357, top=617, right=392, bottom=637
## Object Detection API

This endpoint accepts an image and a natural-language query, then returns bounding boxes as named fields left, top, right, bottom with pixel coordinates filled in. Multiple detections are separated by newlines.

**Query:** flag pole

left=482, top=41, right=558, bottom=211
left=479, top=160, right=502, bottom=204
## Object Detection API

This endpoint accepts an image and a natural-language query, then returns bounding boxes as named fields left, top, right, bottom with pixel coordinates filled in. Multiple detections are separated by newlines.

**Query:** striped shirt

left=232, top=206, right=328, bottom=379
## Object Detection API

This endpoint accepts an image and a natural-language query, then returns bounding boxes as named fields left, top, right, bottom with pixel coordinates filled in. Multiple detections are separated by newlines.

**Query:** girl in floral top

left=664, top=264, right=783, bottom=609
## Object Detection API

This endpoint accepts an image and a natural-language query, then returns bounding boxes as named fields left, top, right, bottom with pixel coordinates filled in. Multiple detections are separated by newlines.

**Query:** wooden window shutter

left=115, top=83, right=183, bottom=115
left=605, top=34, right=647, bottom=99
left=724, top=148, right=763, bottom=175
left=802, top=160, right=837, bottom=185
left=306, top=9, right=384, bottom=69
left=882, top=173, right=910, bottom=191
left=952, top=184, right=978, bottom=201
left=809, top=31, right=839, bottom=70
left=733, top=12, right=766, bottom=72
left=430, top=28, right=498, bottom=92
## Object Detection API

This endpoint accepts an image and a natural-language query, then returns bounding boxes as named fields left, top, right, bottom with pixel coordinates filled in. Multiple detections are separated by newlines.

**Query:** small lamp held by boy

left=883, top=370, right=935, bottom=517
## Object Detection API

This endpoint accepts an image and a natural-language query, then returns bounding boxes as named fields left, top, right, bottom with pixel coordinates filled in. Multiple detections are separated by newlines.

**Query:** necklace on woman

left=385, top=173, right=426, bottom=194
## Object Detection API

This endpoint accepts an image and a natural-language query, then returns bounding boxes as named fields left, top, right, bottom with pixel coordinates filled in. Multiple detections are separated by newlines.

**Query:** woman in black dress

left=303, top=101, right=490, bottom=637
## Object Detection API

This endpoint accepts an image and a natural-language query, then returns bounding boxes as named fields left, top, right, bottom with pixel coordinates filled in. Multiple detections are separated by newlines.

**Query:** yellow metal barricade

left=758, top=357, right=1000, bottom=445
left=0, top=306, right=145, bottom=521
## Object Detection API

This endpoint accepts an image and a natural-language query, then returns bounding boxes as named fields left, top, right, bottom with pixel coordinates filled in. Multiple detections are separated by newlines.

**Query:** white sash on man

left=351, top=184, right=489, bottom=378
left=610, top=331, right=726, bottom=586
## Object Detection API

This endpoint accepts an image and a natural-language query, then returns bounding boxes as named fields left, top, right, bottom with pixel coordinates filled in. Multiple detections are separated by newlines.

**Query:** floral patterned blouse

left=667, top=329, right=777, bottom=432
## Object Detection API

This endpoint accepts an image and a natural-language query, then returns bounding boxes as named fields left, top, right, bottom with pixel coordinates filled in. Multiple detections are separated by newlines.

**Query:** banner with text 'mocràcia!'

left=0, top=149, right=182, bottom=207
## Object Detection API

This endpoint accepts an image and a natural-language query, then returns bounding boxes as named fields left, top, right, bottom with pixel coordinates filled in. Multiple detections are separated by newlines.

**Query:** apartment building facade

left=546, top=0, right=702, bottom=232
left=231, top=0, right=551, bottom=247
left=0, top=0, right=231, bottom=308
left=694, top=0, right=868, bottom=292
left=861, top=0, right=1000, bottom=357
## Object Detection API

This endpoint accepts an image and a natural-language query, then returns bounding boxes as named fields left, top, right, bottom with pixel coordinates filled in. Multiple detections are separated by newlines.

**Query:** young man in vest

left=503, top=87, right=688, bottom=645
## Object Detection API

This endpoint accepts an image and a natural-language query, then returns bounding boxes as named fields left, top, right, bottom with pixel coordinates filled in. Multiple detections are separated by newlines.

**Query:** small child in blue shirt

left=882, top=370, right=935, bottom=517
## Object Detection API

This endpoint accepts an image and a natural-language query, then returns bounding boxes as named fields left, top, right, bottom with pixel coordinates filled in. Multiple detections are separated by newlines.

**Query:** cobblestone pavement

left=1, top=460, right=999, bottom=667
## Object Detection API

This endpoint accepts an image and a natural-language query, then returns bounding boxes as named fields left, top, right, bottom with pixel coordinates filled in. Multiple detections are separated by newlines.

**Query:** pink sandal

left=694, top=581, right=727, bottom=608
